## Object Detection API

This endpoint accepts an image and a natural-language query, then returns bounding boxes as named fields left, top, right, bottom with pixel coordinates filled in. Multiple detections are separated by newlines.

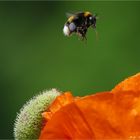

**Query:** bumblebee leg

left=76, top=27, right=87, bottom=41
left=81, top=34, right=87, bottom=44
left=76, top=33, right=84, bottom=41
left=76, top=28, right=83, bottom=40
left=83, top=35, right=87, bottom=40
left=78, top=33, right=84, bottom=41
left=81, top=28, right=87, bottom=41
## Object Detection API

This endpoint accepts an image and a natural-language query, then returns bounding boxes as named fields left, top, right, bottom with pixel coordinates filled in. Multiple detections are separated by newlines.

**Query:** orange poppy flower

left=39, top=73, right=140, bottom=139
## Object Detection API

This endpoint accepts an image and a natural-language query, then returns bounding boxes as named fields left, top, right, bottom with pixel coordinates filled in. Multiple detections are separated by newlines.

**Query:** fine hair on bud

left=14, top=88, right=61, bottom=140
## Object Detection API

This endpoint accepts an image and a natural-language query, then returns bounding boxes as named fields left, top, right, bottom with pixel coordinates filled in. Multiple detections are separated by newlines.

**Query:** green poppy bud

left=14, top=89, right=61, bottom=140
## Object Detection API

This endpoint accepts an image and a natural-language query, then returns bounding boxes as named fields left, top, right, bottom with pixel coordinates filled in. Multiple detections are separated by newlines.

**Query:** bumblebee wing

left=66, top=11, right=83, bottom=18
left=75, top=11, right=84, bottom=15
left=66, top=12, right=75, bottom=18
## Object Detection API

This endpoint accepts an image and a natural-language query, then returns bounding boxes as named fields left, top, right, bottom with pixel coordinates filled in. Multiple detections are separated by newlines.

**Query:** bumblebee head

left=89, top=15, right=97, bottom=28
left=84, top=12, right=97, bottom=28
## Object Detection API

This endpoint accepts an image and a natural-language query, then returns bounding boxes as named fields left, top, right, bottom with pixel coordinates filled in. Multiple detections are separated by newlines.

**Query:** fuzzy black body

left=63, top=12, right=97, bottom=40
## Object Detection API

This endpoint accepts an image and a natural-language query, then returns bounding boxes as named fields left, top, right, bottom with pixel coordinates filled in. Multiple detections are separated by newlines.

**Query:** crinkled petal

left=42, top=92, right=74, bottom=121
left=39, top=73, right=140, bottom=139
left=112, top=73, right=140, bottom=93
left=39, top=91, right=140, bottom=139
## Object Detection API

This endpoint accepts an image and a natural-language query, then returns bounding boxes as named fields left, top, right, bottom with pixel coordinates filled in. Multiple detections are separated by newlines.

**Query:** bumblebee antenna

left=94, top=13, right=99, bottom=19
left=95, top=29, right=99, bottom=42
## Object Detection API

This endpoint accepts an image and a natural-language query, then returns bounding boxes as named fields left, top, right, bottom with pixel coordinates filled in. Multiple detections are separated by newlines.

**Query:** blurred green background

left=0, top=1, right=140, bottom=138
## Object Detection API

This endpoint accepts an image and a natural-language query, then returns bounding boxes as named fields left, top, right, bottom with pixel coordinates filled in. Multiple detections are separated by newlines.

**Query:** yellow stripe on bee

left=84, top=11, right=92, bottom=17
left=68, top=16, right=75, bottom=22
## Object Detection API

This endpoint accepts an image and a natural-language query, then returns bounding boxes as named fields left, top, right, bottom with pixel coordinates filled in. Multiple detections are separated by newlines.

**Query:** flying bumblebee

left=63, top=11, right=97, bottom=40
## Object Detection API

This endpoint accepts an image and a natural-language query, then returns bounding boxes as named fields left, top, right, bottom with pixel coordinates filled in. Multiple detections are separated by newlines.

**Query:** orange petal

left=39, top=73, right=140, bottom=139
left=112, top=73, right=140, bottom=93
left=39, top=91, right=140, bottom=139
left=42, top=91, right=74, bottom=121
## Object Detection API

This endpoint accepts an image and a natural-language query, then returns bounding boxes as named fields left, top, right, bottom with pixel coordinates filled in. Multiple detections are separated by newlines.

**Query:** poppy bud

left=14, top=89, right=61, bottom=140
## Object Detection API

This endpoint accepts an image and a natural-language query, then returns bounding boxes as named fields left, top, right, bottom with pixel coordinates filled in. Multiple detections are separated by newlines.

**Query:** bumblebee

left=63, top=11, right=97, bottom=40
